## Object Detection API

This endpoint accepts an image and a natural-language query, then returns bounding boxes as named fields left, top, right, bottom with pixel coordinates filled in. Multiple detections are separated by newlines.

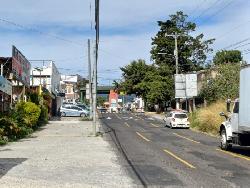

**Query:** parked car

left=60, top=105, right=89, bottom=117
left=164, top=111, right=190, bottom=128
left=75, top=103, right=90, bottom=111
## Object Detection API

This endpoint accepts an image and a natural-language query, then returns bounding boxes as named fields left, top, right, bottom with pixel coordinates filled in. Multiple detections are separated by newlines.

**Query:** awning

left=0, top=75, right=12, bottom=95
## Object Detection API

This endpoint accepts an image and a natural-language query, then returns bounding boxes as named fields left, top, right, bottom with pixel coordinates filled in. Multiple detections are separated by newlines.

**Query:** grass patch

left=190, top=101, right=226, bottom=135
left=81, top=117, right=92, bottom=121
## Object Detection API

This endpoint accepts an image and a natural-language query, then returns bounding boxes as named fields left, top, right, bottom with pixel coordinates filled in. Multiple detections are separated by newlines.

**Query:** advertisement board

left=186, top=74, right=198, bottom=97
left=12, top=46, right=31, bottom=86
left=109, top=90, right=118, bottom=107
left=175, top=74, right=197, bottom=98
left=175, top=74, right=186, bottom=98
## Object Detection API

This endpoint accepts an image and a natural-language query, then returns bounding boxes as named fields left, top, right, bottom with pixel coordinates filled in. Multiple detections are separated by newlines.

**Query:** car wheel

left=61, top=112, right=66, bottom=117
left=220, top=128, right=232, bottom=150
left=80, top=113, right=86, bottom=117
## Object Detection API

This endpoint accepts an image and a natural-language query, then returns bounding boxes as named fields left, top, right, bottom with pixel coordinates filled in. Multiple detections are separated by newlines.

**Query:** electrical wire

left=193, top=0, right=222, bottom=22
left=216, top=20, right=250, bottom=42
left=188, top=0, right=207, bottom=20
left=201, top=0, right=234, bottom=24
left=233, top=42, right=250, bottom=50
left=223, top=37, right=250, bottom=49
left=0, top=17, right=84, bottom=46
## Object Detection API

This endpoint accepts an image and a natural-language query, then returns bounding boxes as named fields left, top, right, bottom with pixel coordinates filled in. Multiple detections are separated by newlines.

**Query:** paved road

left=0, top=119, right=138, bottom=188
left=101, top=112, right=250, bottom=188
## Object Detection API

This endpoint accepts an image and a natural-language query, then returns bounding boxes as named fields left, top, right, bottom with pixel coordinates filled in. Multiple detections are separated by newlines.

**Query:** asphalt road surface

left=100, top=112, right=250, bottom=188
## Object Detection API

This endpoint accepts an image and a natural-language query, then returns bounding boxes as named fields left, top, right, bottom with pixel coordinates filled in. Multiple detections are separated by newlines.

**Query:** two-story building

left=31, top=61, right=62, bottom=116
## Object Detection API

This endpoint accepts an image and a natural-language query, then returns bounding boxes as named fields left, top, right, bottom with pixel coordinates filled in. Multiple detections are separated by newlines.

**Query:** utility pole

left=92, top=46, right=97, bottom=135
left=166, top=32, right=182, bottom=109
left=92, top=0, right=99, bottom=136
left=88, top=39, right=93, bottom=119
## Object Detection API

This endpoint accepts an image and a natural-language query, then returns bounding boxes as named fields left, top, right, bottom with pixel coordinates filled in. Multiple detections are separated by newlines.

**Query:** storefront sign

left=0, top=76, right=12, bottom=95
left=12, top=45, right=31, bottom=86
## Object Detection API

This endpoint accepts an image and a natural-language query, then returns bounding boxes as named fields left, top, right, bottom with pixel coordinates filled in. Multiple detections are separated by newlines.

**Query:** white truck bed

left=239, top=64, right=250, bottom=132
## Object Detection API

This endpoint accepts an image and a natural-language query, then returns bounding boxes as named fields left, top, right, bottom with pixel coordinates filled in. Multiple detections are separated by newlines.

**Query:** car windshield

left=174, top=113, right=187, bottom=118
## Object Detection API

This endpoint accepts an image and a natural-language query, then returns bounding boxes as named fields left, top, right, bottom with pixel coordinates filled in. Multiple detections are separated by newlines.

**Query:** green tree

left=135, top=65, right=174, bottom=106
left=213, top=50, right=242, bottom=65
left=151, top=11, right=214, bottom=73
left=200, top=63, right=240, bottom=103
left=97, top=96, right=106, bottom=107
left=120, top=59, right=154, bottom=95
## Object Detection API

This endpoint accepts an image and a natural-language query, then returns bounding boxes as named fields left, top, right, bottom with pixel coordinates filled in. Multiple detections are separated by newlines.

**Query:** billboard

left=12, top=46, right=31, bottom=86
left=109, top=90, right=118, bottom=107
left=175, top=74, right=186, bottom=98
left=175, top=74, right=197, bottom=98
left=186, top=74, right=198, bottom=97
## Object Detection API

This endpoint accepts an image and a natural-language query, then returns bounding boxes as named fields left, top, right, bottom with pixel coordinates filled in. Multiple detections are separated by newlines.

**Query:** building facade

left=31, top=61, right=62, bottom=115
left=61, top=74, right=81, bottom=103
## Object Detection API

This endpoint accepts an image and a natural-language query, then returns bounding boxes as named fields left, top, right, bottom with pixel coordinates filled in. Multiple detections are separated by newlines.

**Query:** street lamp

left=34, top=67, right=43, bottom=95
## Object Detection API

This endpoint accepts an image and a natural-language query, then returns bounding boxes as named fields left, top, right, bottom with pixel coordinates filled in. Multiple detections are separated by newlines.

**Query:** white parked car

left=164, top=111, right=190, bottom=128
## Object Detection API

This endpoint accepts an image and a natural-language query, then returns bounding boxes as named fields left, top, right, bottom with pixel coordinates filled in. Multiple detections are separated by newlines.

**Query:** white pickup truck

left=219, top=64, right=250, bottom=150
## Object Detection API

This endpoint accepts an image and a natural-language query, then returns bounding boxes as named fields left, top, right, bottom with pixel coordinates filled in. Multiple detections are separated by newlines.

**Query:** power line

left=193, top=0, right=222, bottom=22
left=188, top=0, right=207, bottom=20
left=99, top=49, right=132, bottom=63
left=203, top=0, right=234, bottom=24
left=0, top=17, right=84, bottom=46
left=216, top=19, right=250, bottom=41
left=223, top=37, right=250, bottom=49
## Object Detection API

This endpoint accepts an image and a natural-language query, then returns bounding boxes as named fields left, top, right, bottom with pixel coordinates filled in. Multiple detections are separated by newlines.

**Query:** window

left=174, top=113, right=187, bottom=119
left=70, top=106, right=81, bottom=111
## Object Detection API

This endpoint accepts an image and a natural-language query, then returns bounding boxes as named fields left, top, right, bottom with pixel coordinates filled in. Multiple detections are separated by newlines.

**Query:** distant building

left=61, top=74, right=82, bottom=103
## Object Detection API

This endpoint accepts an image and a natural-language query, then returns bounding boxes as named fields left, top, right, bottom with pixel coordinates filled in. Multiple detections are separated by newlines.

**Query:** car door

left=70, top=106, right=78, bottom=116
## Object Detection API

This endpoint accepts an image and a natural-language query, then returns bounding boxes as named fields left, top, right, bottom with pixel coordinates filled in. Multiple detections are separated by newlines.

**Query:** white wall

left=30, top=61, right=61, bottom=95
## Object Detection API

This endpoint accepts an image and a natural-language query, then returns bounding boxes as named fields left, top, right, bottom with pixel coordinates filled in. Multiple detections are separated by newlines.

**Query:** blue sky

left=0, top=0, right=249, bottom=85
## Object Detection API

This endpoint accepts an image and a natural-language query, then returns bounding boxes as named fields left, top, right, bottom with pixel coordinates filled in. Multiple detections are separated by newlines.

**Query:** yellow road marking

left=136, top=132, right=150, bottom=142
left=163, top=149, right=196, bottom=169
left=125, top=122, right=131, bottom=127
left=151, top=123, right=159, bottom=128
left=216, top=149, right=250, bottom=161
left=173, top=133, right=200, bottom=144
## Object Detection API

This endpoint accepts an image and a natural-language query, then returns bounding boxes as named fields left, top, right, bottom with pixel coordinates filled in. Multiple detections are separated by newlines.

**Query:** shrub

left=190, top=101, right=226, bottom=135
left=200, top=63, right=240, bottom=104
left=38, top=105, right=48, bottom=124
left=0, top=117, right=20, bottom=140
left=14, top=102, right=41, bottom=128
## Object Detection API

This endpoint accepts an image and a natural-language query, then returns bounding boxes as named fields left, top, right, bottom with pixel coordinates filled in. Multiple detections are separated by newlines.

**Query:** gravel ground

left=0, top=118, right=138, bottom=188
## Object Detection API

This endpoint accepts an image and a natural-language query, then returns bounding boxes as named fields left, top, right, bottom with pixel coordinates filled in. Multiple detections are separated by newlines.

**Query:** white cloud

left=0, top=0, right=249, bottom=85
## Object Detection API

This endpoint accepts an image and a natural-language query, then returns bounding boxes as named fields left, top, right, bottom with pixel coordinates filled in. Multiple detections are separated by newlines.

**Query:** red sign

left=109, top=90, right=118, bottom=107
left=12, top=46, right=31, bottom=86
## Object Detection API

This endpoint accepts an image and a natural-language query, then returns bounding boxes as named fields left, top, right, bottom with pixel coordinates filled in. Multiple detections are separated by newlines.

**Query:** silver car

left=60, top=105, right=89, bottom=117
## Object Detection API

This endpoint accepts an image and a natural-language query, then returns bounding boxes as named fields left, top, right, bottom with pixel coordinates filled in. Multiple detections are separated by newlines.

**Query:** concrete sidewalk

left=0, top=119, right=138, bottom=188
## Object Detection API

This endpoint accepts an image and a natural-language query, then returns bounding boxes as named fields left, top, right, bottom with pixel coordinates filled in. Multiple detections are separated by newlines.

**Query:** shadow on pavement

left=0, top=158, right=27, bottom=179
left=230, top=146, right=250, bottom=157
